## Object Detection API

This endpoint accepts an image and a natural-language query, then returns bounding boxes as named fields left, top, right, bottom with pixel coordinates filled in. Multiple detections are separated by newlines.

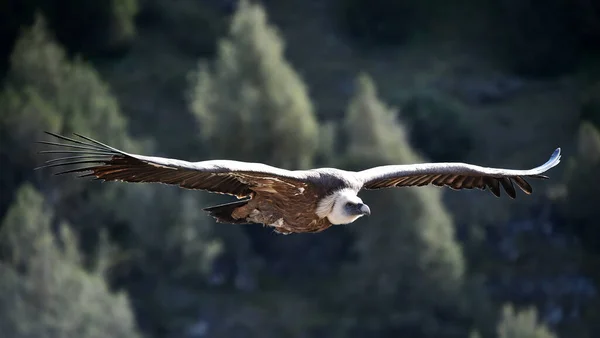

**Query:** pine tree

left=188, top=0, right=319, bottom=169
left=333, top=73, right=473, bottom=337
left=0, top=13, right=153, bottom=259
left=344, top=73, right=419, bottom=163
left=0, top=184, right=141, bottom=338
left=496, top=304, right=557, bottom=338
left=0, top=13, right=144, bottom=244
left=0, top=13, right=141, bottom=167
left=187, top=1, right=319, bottom=302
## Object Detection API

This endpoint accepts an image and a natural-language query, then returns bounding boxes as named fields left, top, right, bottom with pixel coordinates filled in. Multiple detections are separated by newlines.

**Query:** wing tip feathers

left=545, top=147, right=561, bottom=170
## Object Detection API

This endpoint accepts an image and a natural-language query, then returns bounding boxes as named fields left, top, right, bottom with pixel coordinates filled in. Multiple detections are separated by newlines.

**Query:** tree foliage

left=101, top=185, right=223, bottom=280
left=556, top=123, right=600, bottom=330
left=496, top=304, right=557, bottom=338
left=400, top=91, right=473, bottom=162
left=470, top=304, right=558, bottom=338
left=0, top=17, right=225, bottom=338
left=188, top=0, right=319, bottom=169
left=0, top=14, right=140, bottom=165
left=0, top=13, right=148, bottom=262
left=332, top=73, right=471, bottom=337
left=0, top=13, right=142, bottom=228
left=0, top=184, right=141, bottom=338
left=0, top=1, right=594, bottom=337
left=559, top=122, right=600, bottom=245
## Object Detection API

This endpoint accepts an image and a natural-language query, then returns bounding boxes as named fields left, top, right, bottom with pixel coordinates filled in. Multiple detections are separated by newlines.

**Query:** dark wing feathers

left=37, top=132, right=561, bottom=200
left=36, top=132, right=312, bottom=198
left=357, top=148, right=561, bottom=198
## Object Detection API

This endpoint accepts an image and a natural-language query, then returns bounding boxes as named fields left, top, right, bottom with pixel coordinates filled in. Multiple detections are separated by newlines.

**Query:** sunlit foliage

left=189, top=0, right=318, bottom=169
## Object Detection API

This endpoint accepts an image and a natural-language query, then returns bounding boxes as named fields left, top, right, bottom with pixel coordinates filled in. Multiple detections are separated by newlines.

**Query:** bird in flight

left=36, top=132, right=561, bottom=234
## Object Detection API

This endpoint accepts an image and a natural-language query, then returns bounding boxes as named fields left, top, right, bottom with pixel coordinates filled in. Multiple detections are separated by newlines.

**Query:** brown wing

left=356, top=148, right=561, bottom=198
left=35, top=132, right=315, bottom=198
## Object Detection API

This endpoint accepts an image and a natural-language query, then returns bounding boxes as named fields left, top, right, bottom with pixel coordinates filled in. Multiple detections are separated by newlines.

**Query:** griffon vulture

left=36, top=132, right=561, bottom=234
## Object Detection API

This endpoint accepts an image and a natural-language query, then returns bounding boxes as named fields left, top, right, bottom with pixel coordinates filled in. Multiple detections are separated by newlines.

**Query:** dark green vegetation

left=0, top=0, right=599, bottom=337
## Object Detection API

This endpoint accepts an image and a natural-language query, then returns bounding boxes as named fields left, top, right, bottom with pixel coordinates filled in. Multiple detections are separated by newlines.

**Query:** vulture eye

left=344, top=202, right=358, bottom=212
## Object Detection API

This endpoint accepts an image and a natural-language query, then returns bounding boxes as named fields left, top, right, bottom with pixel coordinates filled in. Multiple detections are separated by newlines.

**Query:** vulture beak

left=358, top=203, right=371, bottom=216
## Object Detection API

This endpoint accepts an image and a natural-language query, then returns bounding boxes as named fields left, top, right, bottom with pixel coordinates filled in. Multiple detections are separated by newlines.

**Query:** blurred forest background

left=0, top=0, right=599, bottom=337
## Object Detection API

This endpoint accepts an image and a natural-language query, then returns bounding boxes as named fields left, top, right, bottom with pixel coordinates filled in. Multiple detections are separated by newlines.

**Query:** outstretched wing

left=35, top=132, right=314, bottom=198
left=356, top=148, right=561, bottom=198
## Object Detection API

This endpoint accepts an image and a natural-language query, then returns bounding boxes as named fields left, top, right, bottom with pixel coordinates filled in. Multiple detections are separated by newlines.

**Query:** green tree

left=100, top=185, right=223, bottom=280
left=188, top=0, right=319, bottom=170
left=556, top=122, right=600, bottom=333
left=187, top=1, right=320, bottom=296
left=0, top=184, right=140, bottom=338
left=0, top=17, right=225, bottom=338
left=0, top=13, right=140, bottom=165
left=0, top=13, right=149, bottom=262
left=331, top=73, right=478, bottom=337
left=0, top=13, right=143, bottom=242
left=496, top=304, right=557, bottom=338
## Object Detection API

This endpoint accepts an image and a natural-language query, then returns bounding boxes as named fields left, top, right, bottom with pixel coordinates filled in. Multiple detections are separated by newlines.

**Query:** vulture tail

left=203, top=199, right=252, bottom=225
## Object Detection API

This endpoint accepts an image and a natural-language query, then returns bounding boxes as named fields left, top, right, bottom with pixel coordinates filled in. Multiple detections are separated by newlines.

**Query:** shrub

left=0, top=184, right=141, bottom=338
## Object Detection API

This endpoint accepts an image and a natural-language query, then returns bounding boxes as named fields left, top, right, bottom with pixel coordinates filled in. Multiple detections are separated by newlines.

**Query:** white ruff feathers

left=316, top=188, right=364, bottom=224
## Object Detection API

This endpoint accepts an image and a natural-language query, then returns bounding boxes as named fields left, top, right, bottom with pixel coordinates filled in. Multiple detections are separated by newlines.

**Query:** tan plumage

left=36, top=132, right=561, bottom=234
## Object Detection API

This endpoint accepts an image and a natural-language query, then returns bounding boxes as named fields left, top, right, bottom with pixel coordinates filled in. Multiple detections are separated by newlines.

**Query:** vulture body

left=36, top=132, right=561, bottom=234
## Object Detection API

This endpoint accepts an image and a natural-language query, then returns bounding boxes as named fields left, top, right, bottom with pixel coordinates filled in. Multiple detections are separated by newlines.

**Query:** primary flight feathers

left=36, top=132, right=561, bottom=234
